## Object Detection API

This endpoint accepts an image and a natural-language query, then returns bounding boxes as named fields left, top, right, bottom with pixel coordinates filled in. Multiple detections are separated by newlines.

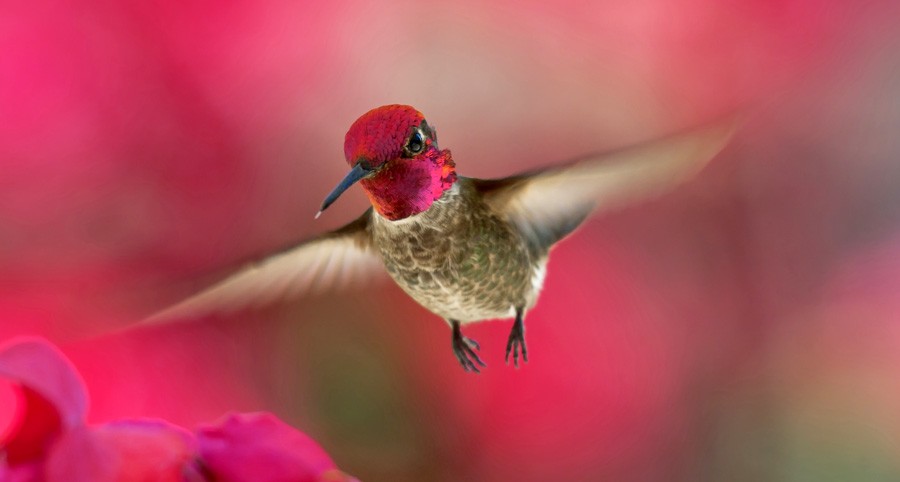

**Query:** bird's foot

left=505, top=312, right=528, bottom=368
left=451, top=321, right=486, bottom=373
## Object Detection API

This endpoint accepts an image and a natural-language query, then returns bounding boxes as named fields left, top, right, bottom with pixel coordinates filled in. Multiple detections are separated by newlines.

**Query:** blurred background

left=3, top=0, right=900, bottom=480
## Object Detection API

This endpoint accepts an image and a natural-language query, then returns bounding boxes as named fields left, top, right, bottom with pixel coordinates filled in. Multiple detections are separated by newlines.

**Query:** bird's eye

left=404, top=128, right=426, bottom=156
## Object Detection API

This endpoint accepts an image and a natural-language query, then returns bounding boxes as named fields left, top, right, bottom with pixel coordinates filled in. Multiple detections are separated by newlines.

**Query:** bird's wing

left=143, top=210, right=384, bottom=324
left=474, top=118, right=737, bottom=253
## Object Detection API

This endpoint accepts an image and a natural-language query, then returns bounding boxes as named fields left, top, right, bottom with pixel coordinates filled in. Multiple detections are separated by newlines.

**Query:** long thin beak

left=316, top=162, right=373, bottom=219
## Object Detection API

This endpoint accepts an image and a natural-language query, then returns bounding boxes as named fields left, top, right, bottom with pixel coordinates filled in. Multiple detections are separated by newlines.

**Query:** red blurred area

left=3, top=387, right=61, bottom=465
left=3, top=0, right=900, bottom=480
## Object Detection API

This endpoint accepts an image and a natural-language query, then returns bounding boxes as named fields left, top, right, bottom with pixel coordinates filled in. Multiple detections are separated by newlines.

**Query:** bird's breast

left=370, top=181, right=542, bottom=322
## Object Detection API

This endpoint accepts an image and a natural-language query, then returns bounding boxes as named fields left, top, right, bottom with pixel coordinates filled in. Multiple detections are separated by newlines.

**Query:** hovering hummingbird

left=148, top=105, right=734, bottom=372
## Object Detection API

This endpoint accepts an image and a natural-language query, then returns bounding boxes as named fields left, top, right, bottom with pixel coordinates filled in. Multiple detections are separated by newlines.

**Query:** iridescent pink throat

left=360, top=148, right=457, bottom=221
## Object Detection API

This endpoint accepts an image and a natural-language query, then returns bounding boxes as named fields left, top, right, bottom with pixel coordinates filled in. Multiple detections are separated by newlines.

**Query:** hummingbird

left=148, top=105, right=734, bottom=372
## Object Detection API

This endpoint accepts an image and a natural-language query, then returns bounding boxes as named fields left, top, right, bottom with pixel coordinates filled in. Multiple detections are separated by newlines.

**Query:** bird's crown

left=343, top=104, right=428, bottom=168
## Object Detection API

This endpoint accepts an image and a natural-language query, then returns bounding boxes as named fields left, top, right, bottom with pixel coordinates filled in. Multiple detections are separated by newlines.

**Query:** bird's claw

left=505, top=317, right=528, bottom=368
left=451, top=322, right=485, bottom=373
left=453, top=335, right=485, bottom=373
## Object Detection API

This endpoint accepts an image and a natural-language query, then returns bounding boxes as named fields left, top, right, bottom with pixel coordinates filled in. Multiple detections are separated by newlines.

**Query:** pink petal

left=0, top=338, right=87, bottom=428
left=0, top=337, right=87, bottom=466
left=43, top=419, right=195, bottom=482
left=2, top=387, right=61, bottom=466
left=196, top=412, right=342, bottom=482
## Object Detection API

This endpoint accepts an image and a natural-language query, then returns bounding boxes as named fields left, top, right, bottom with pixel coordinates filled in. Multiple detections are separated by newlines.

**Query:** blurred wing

left=475, top=118, right=737, bottom=253
left=144, top=211, right=383, bottom=324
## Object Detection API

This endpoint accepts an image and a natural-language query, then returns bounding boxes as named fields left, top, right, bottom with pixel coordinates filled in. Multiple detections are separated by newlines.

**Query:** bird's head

left=318, top=105, right=457, bottom=221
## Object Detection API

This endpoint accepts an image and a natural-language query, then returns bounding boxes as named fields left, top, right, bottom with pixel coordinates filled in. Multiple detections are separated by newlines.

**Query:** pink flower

left=196, top=413, right=353, bottom=482
left=0, top=337, right=357, bottom=482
